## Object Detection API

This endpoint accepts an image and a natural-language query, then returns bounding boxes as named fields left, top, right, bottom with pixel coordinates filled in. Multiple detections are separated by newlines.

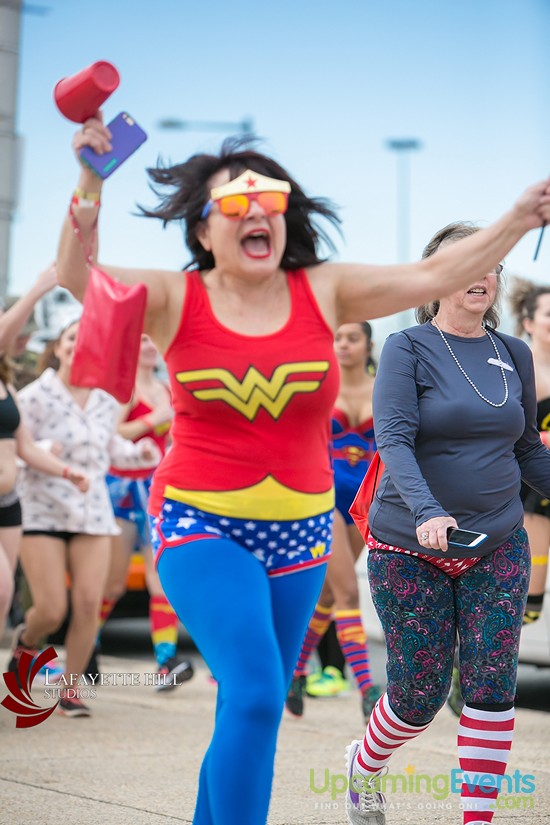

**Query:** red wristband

left=62, top=466, right=70, bottom=479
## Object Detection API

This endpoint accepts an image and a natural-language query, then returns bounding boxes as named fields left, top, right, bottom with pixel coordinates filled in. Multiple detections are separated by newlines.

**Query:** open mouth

left=241, top=230, right=271, bottom=259
left=467, top=287, right=486, bottom=295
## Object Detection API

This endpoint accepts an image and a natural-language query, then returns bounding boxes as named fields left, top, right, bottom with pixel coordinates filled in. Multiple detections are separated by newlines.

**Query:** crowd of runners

left=1, top=124, right=549, bottom=825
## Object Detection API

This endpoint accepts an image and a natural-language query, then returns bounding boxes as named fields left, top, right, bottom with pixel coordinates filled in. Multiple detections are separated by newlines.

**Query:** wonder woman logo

left=176, top=361, right=330, bottom=421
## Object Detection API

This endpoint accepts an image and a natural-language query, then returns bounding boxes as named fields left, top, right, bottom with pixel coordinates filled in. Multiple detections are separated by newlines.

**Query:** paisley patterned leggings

left=368, top=528, right=530, bottom=725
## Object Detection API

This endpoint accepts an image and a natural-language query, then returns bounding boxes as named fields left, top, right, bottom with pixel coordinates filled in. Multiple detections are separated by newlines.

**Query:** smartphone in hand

left=447, top=528, right=488, bottom=549
left=79, top=112, right=147, bottom=179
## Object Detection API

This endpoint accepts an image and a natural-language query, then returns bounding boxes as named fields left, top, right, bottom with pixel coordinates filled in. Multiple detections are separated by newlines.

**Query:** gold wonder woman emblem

left=176, top=362, right=330, bottom=421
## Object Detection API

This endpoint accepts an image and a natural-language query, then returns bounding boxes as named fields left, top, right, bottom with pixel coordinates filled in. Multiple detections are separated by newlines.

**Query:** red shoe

left=58, top=695, right=91, bottom=718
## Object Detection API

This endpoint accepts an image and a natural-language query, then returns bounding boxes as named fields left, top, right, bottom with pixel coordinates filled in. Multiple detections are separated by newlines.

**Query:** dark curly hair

left=508, top=277, right=550, bottom=337
left=360, top=321, right=377, bottom=375
left=139, top=136, right=341, bottom=271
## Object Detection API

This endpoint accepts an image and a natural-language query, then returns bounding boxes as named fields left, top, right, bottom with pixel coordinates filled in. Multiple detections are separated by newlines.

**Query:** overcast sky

left=10, top=0, right=550, bottom=342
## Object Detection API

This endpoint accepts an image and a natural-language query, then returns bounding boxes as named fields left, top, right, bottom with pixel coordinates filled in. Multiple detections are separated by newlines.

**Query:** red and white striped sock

left=355, top=692, right=431, bottom=777
left=458, top=705, right=515, bottom=824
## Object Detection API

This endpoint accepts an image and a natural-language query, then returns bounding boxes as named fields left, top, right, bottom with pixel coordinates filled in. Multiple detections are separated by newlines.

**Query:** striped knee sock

left=294, top=603, right=333, bottom=677
left=355, top=692, right=431, bottom=776
left=334, top=608, right=372, bottom=694
left=149, top=594, right=179, bottom=667
left=458, top=705, right=515, bottom=824
left=96, top=598, right=116, bottom=641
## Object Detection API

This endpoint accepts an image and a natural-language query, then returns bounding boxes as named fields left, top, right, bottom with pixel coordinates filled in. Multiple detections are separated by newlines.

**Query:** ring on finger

left=420, top=532, right=429, bottom=541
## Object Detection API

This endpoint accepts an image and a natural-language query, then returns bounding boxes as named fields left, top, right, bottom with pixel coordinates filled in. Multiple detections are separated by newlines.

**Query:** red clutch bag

left=70, top=263, right=147, bottom=404
left=349, top=451, right=385, bottom=542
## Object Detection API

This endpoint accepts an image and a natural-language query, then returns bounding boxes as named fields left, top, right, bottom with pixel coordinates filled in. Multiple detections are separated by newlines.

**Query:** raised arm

left=312, top=178, right=550, bottom=326
left=56, top=112, right=184, bottom=351
left=0, top=263, right=57, bottom=353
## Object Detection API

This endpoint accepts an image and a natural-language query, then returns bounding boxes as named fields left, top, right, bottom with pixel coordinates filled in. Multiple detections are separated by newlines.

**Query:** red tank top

left=148, top=269, right=339, bottom=520
left=110, top=398, right=170, bottom=480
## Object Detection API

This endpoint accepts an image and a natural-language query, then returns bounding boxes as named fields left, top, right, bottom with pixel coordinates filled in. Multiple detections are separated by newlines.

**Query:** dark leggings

left=157, top=537, right=326, bottom=825
left=367, top=528, right=530, bottom=725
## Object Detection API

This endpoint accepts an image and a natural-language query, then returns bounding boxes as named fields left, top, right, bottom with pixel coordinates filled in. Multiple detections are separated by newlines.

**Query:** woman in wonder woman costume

left=57, top=119, right=550, bottom=825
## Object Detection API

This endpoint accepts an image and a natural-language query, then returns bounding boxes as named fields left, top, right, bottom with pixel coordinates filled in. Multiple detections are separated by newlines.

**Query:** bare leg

left=19, top=534, right=68, bottom=645
left=103, top=519, right=136, bottom=605
left=0, top=526, right=21, bottom=634
left=65, top=535, right=111, bottom=678
left=523, top=512, right=550, bottom=622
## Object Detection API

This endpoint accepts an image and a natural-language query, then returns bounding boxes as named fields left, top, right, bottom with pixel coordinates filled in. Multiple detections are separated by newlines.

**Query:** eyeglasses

left=201, top=191, right=289, bottom=221
left=494, top=264, right=504, bottom=276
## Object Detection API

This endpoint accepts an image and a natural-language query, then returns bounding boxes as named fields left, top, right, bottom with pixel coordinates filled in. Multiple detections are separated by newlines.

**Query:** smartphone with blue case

left=79, top=112, right=147, bottom=179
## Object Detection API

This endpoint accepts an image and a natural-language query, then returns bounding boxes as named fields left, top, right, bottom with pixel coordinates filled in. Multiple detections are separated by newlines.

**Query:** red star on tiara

left=245, top=175, right=258, bottom=189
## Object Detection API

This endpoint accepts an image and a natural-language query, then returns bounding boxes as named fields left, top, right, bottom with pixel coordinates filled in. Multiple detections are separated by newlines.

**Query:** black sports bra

left=0, top=388, right=20, bottom=439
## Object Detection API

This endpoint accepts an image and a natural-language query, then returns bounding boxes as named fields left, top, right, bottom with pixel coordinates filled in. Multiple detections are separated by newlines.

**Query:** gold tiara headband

left=210, top=169, right=291, bottom=200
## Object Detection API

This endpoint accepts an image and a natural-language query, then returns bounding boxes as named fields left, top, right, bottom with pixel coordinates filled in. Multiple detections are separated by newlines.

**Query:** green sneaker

left=522, top=608, right=542, bottom=625
left=447, top=665, right=465, bottom=717
left=306, top=666, right=349, bottom=697
left=305, top=670, right=323, bottom=688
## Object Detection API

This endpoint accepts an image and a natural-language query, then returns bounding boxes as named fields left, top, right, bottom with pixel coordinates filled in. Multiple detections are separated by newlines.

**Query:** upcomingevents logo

left=1, top=645, right=59, bottom=728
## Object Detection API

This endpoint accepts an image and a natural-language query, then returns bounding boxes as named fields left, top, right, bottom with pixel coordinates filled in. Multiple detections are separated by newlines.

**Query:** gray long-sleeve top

left=369, top=322, right=550, bottom=558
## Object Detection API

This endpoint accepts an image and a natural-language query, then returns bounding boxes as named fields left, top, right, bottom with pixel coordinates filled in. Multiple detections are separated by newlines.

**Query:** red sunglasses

left=201, top=191, right=289, bottom=220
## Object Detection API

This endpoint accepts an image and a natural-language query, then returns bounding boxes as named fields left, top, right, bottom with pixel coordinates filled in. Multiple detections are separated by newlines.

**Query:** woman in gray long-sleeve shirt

left=345, top=223, right=550, bottom=825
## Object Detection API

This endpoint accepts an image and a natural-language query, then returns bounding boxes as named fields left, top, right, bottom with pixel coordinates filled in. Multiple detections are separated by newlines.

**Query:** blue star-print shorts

left=106, top=474, right=152, bottom=546
left=150, top=499, right=333, bottom=577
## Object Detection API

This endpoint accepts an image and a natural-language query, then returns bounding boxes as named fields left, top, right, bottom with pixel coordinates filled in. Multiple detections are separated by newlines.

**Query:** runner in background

left=8, top=321, right=159, bottom=718
left=94, top=334, right=194, bottom=689
left=286, top=322, right=383, bottom=721
left=509, top=278, right=550, bottom=624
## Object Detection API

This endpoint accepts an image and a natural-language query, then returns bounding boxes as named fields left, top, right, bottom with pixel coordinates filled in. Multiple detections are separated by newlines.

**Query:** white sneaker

left=345, top=740, right=387, bottom=825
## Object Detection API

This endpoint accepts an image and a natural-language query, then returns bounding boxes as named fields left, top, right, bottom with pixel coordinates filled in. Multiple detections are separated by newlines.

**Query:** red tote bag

left=70, top=263, right=147, bottom=404
left=349, top=451, right=385, bottom=543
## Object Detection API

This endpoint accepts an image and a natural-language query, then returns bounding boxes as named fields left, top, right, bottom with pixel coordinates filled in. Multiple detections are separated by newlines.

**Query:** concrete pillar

left=0, top=0, right=23, bottom=298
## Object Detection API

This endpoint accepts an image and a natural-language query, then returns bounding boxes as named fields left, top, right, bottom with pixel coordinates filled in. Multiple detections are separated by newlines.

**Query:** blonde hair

left=415, top=222, right=503, bottom=329
left=0, top=353, right=14, bottom=385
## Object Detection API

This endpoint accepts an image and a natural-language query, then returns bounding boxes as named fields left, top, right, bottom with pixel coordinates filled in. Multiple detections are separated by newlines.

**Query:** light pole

left=385, top=138, right=422, bottom=263
left=157, top=117, right=254, bottom=136
left=385, top=137, right=422, bottom=328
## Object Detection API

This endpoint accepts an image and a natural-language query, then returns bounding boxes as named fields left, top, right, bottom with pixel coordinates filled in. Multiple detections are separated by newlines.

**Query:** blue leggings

left=157, top=537, right=326, bottom=825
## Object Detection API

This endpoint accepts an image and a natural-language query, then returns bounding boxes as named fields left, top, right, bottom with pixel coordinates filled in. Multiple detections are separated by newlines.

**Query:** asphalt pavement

left=1, top=628, right=549, bottom=825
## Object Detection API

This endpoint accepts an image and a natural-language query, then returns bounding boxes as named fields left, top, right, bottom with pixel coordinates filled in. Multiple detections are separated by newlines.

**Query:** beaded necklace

left=432, top=318, right=508, bottom=408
